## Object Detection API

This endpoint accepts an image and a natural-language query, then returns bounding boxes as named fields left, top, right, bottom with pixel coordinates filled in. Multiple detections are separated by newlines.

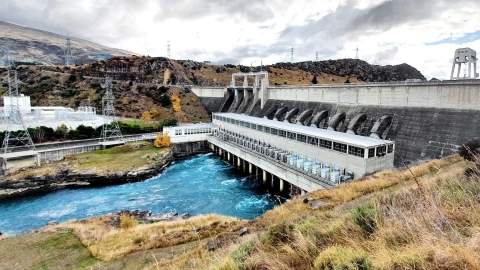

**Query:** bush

left=350, top=203, right=377, bottom=235
left=459, top=139, right=480, bottom=161
left=313, top=246, right=373, bottom=270
left=119, top=213, right=137, bottom=229
left=230, top=242, right=252, bottom=268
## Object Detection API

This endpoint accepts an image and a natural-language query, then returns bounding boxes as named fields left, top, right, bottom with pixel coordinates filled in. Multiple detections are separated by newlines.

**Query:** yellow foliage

left=141, top=111, right=152, bottom=122
left=154, top=133, right=171, bottom=148
left=149, top=108, right=160, bottom=119
left=171, top=93, right=181, bottom=112
left=119, top=213, right=137, bottom=229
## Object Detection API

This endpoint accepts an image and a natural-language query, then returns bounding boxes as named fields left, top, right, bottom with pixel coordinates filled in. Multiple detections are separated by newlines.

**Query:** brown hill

left=0, top=21, right=137, bottom=66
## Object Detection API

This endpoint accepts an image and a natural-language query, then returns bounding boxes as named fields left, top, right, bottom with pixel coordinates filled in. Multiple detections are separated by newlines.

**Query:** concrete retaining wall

left=266, top=82, right=480, bottom=110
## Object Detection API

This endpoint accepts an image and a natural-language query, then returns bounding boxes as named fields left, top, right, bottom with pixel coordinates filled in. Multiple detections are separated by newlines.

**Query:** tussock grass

left=51, top=214, right=244, bottom=261
left=195, top=155, right=478, bottom=270
left=6, top=155, right=480, bottom=269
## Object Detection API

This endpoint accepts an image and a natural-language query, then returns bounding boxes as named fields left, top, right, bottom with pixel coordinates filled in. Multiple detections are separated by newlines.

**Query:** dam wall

left=194, top=81, right=480, bottom=165
left=266, top=81, right=480, bottom=110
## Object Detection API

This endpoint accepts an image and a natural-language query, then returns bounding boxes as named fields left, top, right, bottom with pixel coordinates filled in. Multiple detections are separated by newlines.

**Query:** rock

left=206, top=241, right=219, bottom=252
left=238, top=227, right=249, bottom=236
left=299, top=194, right=312, bottom=203
left=311, top=200, right=327, bottom=210
left=47, top=221, right=59, bottom=226
left=181, top=213, right=191, bottom=219
left=0, top=231, right=3, bottom=236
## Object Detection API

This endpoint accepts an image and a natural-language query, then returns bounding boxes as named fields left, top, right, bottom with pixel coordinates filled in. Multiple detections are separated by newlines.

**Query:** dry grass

left=5, top=155, right=479, bottom=269
left=9, top=166, right=55, bottom=180
left=73, top=141, right=169, bottom=173
left=50, top=214, right=245, bottom=261
left=213, top=155, right=480, bottom=270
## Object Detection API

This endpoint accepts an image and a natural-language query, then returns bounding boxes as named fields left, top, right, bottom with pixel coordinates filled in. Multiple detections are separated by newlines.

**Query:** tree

left=154, top=133, right=171, bottom=148
left=141, top=111, right=152, bottom=122
left=311, top=75, right=318, bottom=84
left=149, top=108, right=160, bottom=119
left=55, top=124, right=69, bottom=139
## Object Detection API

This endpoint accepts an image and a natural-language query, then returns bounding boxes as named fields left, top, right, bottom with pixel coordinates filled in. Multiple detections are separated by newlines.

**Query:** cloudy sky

left=2, top=0, right=480, bottom=79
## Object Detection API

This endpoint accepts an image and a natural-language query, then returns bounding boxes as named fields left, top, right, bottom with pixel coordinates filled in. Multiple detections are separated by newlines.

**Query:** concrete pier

left=209, top=136, right=330, bottom=192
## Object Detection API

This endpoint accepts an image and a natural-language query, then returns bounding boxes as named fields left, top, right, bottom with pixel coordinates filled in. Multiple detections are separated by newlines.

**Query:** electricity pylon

left=100, top=77, right=123, bottom=141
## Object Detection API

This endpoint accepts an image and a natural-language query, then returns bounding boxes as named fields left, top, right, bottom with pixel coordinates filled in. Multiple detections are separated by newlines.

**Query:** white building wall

left=213, top=119, right=394, bottom=178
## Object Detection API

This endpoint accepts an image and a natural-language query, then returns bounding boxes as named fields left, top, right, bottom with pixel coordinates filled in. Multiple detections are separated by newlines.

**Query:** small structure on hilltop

left=451, top=47, right=477, bottom=80
left=63, top=34, right=75, bottom=66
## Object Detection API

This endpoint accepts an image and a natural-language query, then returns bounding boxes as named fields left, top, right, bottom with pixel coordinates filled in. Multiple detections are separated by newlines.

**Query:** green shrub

left=230, top=242, right=252, bottom=268
left=350, top=203, right=377, bottom=235
left=313, top=246, right=373, bottom=270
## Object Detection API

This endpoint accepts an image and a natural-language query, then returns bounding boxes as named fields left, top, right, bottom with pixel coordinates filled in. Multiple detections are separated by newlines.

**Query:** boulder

left=311, top=200, right=327, bottom=210
left=206, top=241, right=219, bottom=252
left=238, top=227, right=248, bottom=236
left=299, top=194, right=312, bottom=203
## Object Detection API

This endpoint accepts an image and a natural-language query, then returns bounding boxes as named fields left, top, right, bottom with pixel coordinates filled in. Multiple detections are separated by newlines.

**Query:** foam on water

left=0, top=154, right=284, bottom=235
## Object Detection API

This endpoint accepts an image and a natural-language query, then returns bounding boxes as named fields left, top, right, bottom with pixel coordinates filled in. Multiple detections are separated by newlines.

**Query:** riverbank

left=2, top=155, right=479, bottom=269
left=0, top=142, right=173, bottom=200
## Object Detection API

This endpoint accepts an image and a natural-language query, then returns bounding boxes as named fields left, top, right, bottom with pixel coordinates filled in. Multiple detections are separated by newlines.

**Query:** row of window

left=176, top=128, right=213, bottom=135
left=213, top=115, right=394, bottom=158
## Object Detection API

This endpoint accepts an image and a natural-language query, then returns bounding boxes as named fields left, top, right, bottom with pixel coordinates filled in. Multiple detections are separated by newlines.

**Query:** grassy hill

left=1, top=154, right=479, bottom=269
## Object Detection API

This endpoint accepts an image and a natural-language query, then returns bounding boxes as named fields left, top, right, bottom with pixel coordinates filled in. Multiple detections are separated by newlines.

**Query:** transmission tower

left=100, top=77, right=123, bottom=141
left=355, top=46, right=359, bottom=60
left=1, top=70, right=35, bottom=153
left=316, top=52, right=318, bottom=62
left=1, top=38, right=15, bottom=67
left=167, top=41, right=171, bottom=58
left=290, top=46, right=294, bottom=63
left=63, top=34, right=75, bottom=66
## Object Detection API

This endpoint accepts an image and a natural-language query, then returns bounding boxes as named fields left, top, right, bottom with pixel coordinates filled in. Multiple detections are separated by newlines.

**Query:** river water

left=0, top=153, right=283, bottom=235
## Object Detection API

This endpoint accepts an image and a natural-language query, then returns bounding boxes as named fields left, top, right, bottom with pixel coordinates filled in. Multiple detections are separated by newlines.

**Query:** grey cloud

left=154, top=0, right=275, bottom=23
left=371, top=46, right=399, bottom=64
left=273, top=0, right=480, bottom=62
left=0, top=0, right=151, bottom=46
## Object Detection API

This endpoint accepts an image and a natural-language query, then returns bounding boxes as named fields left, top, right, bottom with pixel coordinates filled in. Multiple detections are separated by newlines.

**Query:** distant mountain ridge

left=0, top=21, right=137, bottom=65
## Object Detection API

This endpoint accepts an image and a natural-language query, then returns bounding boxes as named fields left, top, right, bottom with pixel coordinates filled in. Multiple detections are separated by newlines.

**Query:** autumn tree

left=141, top=111, right=152, bottom=122
left=154, top=133, right=171, bottom=148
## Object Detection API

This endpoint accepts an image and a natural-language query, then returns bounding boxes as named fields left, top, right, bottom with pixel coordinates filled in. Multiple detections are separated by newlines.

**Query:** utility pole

left=167, top=41, right=171, bottom=58
left=1, top=38, right=14, bottom=67
left=1, top=70, right=35, bottom=153
left=355, top=46, right=359, bottom=60
left=291, top=46, right=294, bottom=63
left=100, top=77, right=123, bottom=141
left=63, top=34, right=75, bottom=66
left=316, top=52, right=318, bottom=62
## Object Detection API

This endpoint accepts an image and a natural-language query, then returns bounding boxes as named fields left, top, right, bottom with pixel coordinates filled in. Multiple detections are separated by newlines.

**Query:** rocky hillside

left=0, top=21, right=136, bottom=65
left=0, top=55, right=426, bottom=120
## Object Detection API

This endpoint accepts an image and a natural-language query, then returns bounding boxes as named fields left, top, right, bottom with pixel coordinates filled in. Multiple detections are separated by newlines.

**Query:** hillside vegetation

left=1, top=154, right=479, bottom=269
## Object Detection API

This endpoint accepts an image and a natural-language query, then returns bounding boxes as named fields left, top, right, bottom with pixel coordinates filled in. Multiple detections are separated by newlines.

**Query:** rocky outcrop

left=270, top=59, right=426, bottom=82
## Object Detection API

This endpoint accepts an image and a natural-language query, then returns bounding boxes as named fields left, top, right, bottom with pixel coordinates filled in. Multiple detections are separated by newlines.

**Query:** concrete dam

left=193, top=79, right=480, bottom=165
